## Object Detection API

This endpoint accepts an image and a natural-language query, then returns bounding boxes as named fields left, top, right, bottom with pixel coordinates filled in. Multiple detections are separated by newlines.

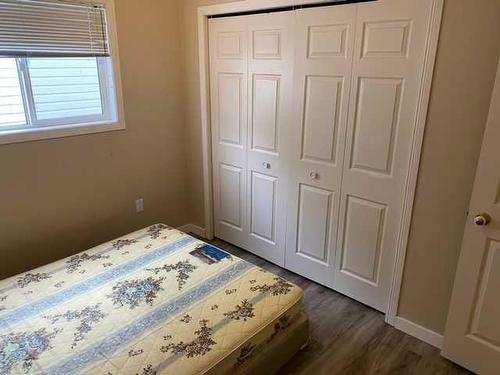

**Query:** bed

left=0, top=224, right=308, bottom=375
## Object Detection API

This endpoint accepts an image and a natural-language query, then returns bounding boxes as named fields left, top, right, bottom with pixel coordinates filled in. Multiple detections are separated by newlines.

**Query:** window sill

left=0, top=121, right=125, bottom=145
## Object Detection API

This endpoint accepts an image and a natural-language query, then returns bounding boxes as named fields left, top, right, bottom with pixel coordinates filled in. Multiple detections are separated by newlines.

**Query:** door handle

left=310, top=171, right=319, bottom=181
left=262, top=162, right=271, bottom=169
left=474, top=213, right=491, bottom=226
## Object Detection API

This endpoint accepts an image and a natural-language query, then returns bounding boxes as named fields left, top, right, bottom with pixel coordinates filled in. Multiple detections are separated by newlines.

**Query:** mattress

left=0, top=224, right=304, bottom=375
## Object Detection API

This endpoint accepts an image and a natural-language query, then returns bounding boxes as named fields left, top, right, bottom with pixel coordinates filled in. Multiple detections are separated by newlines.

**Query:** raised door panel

left=218, top=73, right=244, bottom=147
left=253, top=29, right=282, bottom=60
left=296, top=184, right=334, bottom=263
left=302, top=75, right=343, bottom=165
left=351, top=78, right=402, bottom=175
left=251, top=74, right=280, bottom=154
left=341, top=196, right=386, bottom=284
left=250, top=172, right=277, bottom=243
left=308, top=24, right=348, bottom=59
left=468, top=240, right=500, bottom=347
left=219, top=163, right=244, bottom=230
left=217, top=31, right=245, bottom=59
left=361, top=21, right=411, bottom=59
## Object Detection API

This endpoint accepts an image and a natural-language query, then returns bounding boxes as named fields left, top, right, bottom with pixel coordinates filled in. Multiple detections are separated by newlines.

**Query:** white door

left=210, top=0, right=439, bottom=313
left=209, top=13, right=294, bottom=266
left=334, top=0, right=435, bottom=311
left=285, top=0, right=436, bottom=312
left=442, top=59, right=500, bottom=375
left=245, top=13, right=294, bottom=265
left=209, top=16, right=249, bottom=251
left=284, top=5, right=356, bottom=288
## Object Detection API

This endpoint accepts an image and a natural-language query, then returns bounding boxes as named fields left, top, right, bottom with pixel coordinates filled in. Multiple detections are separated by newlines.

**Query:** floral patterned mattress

left=0, top=224, right=304, bottom=375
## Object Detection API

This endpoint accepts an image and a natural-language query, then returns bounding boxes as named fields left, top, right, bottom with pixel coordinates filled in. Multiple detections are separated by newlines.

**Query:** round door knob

left=474, top=213, right=491, bottom=226
left=262, top=162, right=271, bottom=169
left=310, top=171, right=319, bottom=180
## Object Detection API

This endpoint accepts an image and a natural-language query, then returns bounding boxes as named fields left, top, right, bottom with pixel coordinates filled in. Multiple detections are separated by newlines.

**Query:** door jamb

left=197, top=0, right=444, bottom=325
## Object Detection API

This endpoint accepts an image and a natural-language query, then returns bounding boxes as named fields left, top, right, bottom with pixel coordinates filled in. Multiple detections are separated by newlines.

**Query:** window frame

left=0, top=0, right=125, bottom=145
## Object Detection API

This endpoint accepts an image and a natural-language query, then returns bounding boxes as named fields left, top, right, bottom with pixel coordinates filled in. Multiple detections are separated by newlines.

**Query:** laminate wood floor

left=209, top=238, right=472, bottom=375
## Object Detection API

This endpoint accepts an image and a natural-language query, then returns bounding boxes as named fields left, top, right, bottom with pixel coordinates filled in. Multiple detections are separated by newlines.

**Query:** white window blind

left=0, top=0, right=124, bottom=144
left=0, top=0, right=109, bottom=57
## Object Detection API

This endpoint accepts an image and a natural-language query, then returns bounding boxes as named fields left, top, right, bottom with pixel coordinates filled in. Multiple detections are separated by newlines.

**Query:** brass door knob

left=474, top=213, right=491, bottom=226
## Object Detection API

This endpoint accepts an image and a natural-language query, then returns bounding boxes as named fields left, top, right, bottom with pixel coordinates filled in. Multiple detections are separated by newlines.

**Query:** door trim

left=197, top=0, right=444, bottom=325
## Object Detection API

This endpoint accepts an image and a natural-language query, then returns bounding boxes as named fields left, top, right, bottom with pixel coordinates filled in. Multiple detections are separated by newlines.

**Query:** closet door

left=209, top=13, right=294, bottom=266
left=211, top=0, right=437, bottom=313
left=209, top=17, right=249, bottom=249
left=335, top=0, right=435, bottom=311
left=245, top=13, right=294, bottom=265
left=285, top=5, right=356, bottom=287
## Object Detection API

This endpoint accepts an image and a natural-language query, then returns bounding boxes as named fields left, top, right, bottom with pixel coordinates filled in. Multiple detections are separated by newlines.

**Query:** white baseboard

left=394, top=316, right=443, bottom=349
left=177, top=224, right=207, bottom=238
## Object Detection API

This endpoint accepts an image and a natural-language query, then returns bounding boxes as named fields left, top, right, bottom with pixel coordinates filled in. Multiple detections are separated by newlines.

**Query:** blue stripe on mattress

left=43, top=260, right=253, bottom=375
left=0, top=236, right=197, bottom=329
left=0, top=231, right=153, bottom=294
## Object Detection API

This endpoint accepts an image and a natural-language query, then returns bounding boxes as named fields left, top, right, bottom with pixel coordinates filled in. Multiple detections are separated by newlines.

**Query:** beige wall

left=179, top=0, right=500, bottom=334
left=398, top=0, right=500, bottom=333
left=0, top=0, right=190, bottom=278
left=2, top=0, right=500, bottom=336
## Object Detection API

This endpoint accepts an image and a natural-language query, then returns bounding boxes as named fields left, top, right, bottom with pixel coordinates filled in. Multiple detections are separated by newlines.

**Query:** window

left=1, top=57, right=113, bottom=128
left=0, top=0, right=124, bottom=144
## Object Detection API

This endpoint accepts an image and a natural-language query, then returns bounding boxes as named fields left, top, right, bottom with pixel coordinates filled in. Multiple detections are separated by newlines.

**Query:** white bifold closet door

left=209, top=0, right=435, bottom=312
left=209, top=12, right=294, bottom=266
left=284, top=4, right=356, bottom=295
left=335, top=0, right=433, bottom=310
left=286, top=0, right=434, bottom=312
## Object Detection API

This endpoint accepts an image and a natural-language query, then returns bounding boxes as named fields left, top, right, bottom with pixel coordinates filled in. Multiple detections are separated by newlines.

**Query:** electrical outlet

left=135, top=198, right=144, bottom=213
